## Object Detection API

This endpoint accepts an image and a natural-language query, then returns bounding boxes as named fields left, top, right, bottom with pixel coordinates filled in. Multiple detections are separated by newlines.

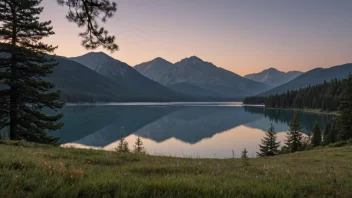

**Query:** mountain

left=134, top=57, right=174, bottom=83
left=135, top=56, right=272, bottom=98
left=47, top=55, right=184, bottom=102
left=167, top=82, right=219, bottom=98
left=47, top=56, right=125, bottom=102
left=244, top=68, right=302, bottom=87
left=70, top=52, right=184, bottom=101
left=260, top=63, right=352, bottom=96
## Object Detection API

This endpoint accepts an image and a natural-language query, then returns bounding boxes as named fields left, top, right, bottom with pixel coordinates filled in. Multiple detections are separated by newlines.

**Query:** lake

left=50, top=102, right=334, bottom=158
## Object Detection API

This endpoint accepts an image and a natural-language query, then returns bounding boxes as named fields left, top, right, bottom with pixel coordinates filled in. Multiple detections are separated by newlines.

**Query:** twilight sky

left=41, top=0, right=352, bottom=76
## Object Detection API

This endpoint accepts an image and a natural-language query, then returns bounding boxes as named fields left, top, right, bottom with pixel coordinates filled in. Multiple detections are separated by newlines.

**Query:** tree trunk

left=9, top=4, right=18, bottom=140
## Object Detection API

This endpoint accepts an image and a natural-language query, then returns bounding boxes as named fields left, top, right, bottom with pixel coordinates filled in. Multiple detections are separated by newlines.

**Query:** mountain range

left=260, top=63, right=352, bottom=96
left=47, top=55, right=183, bottom=102
left=42, top=52, right=352, bottom=102
left=244, top=68, right=302, bottom=87
left=135, top=56, right=272, bottom=99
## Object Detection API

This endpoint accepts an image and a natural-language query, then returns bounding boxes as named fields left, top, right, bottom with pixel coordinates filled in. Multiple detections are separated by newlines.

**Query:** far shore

left=64, top=101, right=265, bottom=106
left=265, top=107, right=339, bottom=115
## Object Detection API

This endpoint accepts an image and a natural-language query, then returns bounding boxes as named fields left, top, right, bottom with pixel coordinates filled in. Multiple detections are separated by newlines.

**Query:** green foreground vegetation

left=1, top=140, right=352, bottom=197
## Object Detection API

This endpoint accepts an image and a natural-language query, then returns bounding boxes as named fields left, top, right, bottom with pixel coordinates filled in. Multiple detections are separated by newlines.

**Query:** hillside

left=71, top=52, right=185, bottom=101
left=1, top=140, right=352, bottom=197
left=260, top=63, right=352, bottom=96
left=244, top=68, right=302, bottom=86
left=135, top=56, right=272, bottom=98
left=47, top=56, right=125, bottom=102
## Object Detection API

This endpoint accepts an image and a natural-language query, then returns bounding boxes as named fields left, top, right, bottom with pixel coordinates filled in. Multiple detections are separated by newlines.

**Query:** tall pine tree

left=285, top=114, right=304, bottom=152
left=257, top=123, right=280, bottom=157
left=322, top=122, right=331, bottom=146
left=0, top=0, right=64, bottom=144
left=322, top=121, right=337, bottom=146
left=311, top=121, right=322, bottom=147
left=337, top=74, right=352, bottom=141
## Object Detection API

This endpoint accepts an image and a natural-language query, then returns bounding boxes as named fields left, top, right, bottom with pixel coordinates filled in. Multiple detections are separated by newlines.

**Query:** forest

left=243, top=78, right=345, bottom=112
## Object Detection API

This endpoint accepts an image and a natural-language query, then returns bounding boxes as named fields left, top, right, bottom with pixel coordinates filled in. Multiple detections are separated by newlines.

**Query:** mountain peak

left=244, top=67, right=303, bottom=87
left=85, top=51, right=110, bottom=57
left=265, top=67, right=280, bottom=72
left=152, top=57, right=170, bottom=63
left=188, top=56, right=203, bottom=61
left=178, top=56, right=205, bottom=65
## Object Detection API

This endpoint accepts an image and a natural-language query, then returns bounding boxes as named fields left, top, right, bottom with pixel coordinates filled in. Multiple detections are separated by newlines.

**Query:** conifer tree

left=311, top=121, right=322, bottom=147
left=0, top=0, right=63, bottom=144
left=116, top=137, right=129, bottom=152
left=56, top=0, right=118, bottom=52
left=285, top=114, right=304, bottom=152
left=337, top=74, right=352, bottom=141
left=322, top=121, right=337, bottom=145
left=322, top=122, right=331, bottom=146
left=257, top=124, right=280, bottom=157
left=133, top=136, right=145, bottom=153
left=241, top=148, right=249, bottom=166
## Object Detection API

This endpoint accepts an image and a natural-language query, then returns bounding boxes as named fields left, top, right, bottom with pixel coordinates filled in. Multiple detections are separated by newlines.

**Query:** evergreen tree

left=116, top=138, right=129, bottom=153
left=322, top=121, right=337, bottom=145
left=257, top=123, right=280, bottom=157
left=285, top=114, right=304, bottom=152
left=56, top=0, right=118, bottom=52
left=0, top=0, right=64, bottom=144
left=311, top=121, right=322, bottom=147
left=337, top=74, right=352, bottom=141
left=329, top=124, right=338, bottom=144
left=133, top=136, right=145, bottom=153
left=241, top=148, right=249, bottom=166
left=322, top=122, right=331, bottom=146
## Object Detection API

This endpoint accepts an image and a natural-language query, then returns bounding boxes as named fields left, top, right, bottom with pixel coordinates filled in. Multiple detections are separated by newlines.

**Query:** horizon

left=68, top=51, right=350, bottom=76
left=41, top=0, right=352, bottom=76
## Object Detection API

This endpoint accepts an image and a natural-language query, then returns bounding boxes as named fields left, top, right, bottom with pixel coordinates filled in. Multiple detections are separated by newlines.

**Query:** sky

left=41, top=0, right=352, bottom=76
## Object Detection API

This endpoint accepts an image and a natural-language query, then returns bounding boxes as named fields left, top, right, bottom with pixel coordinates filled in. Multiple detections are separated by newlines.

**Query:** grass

left=1, top=140, right=352, bottom=197
left=266, top=107, right=339, bottom=115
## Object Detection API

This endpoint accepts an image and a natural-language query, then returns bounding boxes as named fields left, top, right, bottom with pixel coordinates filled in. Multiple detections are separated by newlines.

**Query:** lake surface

left=50, top=102, right=334, bottom=158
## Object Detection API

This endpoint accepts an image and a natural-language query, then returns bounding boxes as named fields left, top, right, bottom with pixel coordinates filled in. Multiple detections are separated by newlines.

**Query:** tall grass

left=0, top=140, right=352, bottom=197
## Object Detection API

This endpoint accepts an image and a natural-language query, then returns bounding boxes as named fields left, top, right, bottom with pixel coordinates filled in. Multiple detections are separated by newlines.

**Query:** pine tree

left=337, top=74, right=352, bottom=141
left=322, top=121, right=338, bottom=146
left=311, top=121, right=322, bottom=147
left=116, top=138, right=129, bottom=152
left=0, top=0, right=64, bottom=144
left=285, top=114, right=304, bottom=152
left=322, top=122, right=331, bottom=146
left=257, top=123, right=280, bottom=157
left=329, top=124, right=337, bottom=144
left=133, top=136, right=145, bottom=153
left=56, top=0, right=118, bottom=52
left=241, top=148, right=249, bottom=166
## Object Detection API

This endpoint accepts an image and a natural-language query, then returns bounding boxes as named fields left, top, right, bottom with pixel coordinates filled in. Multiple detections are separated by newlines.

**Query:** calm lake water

left=49, top=102, right=334, bottom=158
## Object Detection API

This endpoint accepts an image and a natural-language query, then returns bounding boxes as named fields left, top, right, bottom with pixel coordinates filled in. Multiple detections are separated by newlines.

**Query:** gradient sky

left=41, top=0, right=352, bottom=76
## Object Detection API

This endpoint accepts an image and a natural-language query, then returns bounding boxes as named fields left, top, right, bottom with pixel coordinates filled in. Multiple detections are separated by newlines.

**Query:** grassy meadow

left=1, top=140, right=352, bottom=197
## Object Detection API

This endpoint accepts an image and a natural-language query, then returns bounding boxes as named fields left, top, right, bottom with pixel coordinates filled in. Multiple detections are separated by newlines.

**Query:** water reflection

left=52, top=104, right=334, bottom=158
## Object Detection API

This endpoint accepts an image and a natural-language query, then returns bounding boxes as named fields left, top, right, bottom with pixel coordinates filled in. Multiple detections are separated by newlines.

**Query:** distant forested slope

left=244, top=79, right=345, bottom=111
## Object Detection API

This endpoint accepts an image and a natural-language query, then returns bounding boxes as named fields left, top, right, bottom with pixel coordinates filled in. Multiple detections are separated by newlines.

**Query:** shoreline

left=265, top=107, right=339, bottom=115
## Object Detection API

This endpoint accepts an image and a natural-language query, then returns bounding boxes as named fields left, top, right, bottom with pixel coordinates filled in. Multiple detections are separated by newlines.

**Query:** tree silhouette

left=337, top=74, right=352, bottom=141
left=0, top=0, right=64, bottom=144
left=311, top=121, right=322, bottom=147
left=257, top=124, right=280, bottom=157
left=133, top=136, right=145, bottom=153
left=285, top=114, right=304, bottom=152
left=116, top=137, right=129, bottom=152
left=56, top=0, right=118, bottom=52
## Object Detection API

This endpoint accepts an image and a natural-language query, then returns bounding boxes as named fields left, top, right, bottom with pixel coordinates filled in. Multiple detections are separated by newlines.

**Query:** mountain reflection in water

left=51, top=103, right=333, bottom=158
